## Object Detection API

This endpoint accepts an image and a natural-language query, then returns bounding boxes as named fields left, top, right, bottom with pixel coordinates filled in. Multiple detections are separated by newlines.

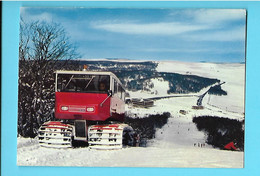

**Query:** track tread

left=38, top=121, right=73, bottom=148
left=88, top=124, right=130, bottom=150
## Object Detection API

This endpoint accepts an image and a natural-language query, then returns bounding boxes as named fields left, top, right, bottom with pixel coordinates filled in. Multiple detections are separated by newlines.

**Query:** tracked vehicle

left=38, top=70, right=134, bottom=149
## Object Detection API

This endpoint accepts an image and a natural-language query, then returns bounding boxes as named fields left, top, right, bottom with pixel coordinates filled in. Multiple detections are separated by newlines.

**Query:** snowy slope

left=17, top=60, right=245, bottom=167
left=17, top=136, right=243, bottom=167
left=156, top=61, right=245, bottom=115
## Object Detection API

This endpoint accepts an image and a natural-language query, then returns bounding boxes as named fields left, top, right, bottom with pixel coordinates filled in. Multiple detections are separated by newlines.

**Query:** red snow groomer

left=38, top=70, right=134, bottom=149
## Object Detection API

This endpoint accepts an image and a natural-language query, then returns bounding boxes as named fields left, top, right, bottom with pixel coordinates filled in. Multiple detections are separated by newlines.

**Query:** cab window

left=57, top=74, right=110, bottom=93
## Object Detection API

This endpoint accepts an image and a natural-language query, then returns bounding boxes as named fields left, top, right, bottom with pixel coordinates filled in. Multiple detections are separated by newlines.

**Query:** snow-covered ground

left=17, top=135, right=243, bottom=168
left=157, top=61, right=245, bottom=115
left=17, top=60, right=245, bottom=168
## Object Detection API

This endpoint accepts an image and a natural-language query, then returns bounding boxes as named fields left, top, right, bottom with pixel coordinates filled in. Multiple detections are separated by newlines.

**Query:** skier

left=224, top=140, right=239, bottom=151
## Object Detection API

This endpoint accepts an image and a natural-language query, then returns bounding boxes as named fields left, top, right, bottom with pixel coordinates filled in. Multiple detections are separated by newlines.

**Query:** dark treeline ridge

left=208, top=85, right=227, bottom=96
left=79, top=60, right=220, bottom=94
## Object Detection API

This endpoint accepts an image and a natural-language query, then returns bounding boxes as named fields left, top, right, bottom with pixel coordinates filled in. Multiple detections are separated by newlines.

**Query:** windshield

left=57, top=74, right=110, bottom=93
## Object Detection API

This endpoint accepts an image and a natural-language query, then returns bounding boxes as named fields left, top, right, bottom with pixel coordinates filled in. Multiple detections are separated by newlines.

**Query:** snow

left=150, top=78, right=169, bottom=95
left=17, top=136, right=243, bottom=168
left=17, top=60, right=245, bottom=168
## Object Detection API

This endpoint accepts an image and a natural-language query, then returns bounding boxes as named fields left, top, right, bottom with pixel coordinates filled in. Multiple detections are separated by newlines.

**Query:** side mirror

left=107, top=90, right=113, bottom=96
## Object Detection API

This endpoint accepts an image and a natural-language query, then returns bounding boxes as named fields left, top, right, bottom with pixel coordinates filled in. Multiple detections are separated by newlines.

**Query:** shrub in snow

left=125, top=112, right=171, bottom=146
left=192, top=116, right=244, bottom=151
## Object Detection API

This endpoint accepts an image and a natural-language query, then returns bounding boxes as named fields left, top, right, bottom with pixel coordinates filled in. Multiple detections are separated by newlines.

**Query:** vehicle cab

left=54, top=70, right=126, bottom=122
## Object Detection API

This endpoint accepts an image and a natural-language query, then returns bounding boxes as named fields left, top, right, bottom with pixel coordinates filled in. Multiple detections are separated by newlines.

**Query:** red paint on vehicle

left=55, top=92, right=112, bottom=121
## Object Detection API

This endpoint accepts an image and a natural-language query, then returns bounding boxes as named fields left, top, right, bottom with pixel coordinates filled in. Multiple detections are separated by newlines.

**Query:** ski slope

left=17, top=134, right=243, bottom=168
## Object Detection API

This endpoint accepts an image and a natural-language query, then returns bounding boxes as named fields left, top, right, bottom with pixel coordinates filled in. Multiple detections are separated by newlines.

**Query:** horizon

left=77, top=57, right=245, bottom=64
left=21, top=8, right=246, bottom=63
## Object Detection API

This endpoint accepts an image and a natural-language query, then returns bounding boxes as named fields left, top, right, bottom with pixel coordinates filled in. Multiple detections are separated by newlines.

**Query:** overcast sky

left=21, top=8, right=246, bottom=63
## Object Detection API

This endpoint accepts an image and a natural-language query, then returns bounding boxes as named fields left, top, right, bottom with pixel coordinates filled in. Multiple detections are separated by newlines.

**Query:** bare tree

left=18, top=20, right=80, bottom=137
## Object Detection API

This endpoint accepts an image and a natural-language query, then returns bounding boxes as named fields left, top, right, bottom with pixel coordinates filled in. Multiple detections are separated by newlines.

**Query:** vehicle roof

left=55, top=70, right=124, bottom=88
left=55, top=70, right=117, bottom=77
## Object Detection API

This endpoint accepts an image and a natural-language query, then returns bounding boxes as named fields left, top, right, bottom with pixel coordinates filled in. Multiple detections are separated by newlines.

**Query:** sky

left=20, top=8, right=246, bottom=63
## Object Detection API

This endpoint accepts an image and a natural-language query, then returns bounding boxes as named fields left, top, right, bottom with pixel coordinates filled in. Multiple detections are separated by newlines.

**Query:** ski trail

left=153, top=115, right=207, bottom=148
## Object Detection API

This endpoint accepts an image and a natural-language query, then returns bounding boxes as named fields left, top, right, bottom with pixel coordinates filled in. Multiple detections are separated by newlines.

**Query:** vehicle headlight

left=61, top=106, right=69, bottom=111
left=86, top=107, right=95, bottom=112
